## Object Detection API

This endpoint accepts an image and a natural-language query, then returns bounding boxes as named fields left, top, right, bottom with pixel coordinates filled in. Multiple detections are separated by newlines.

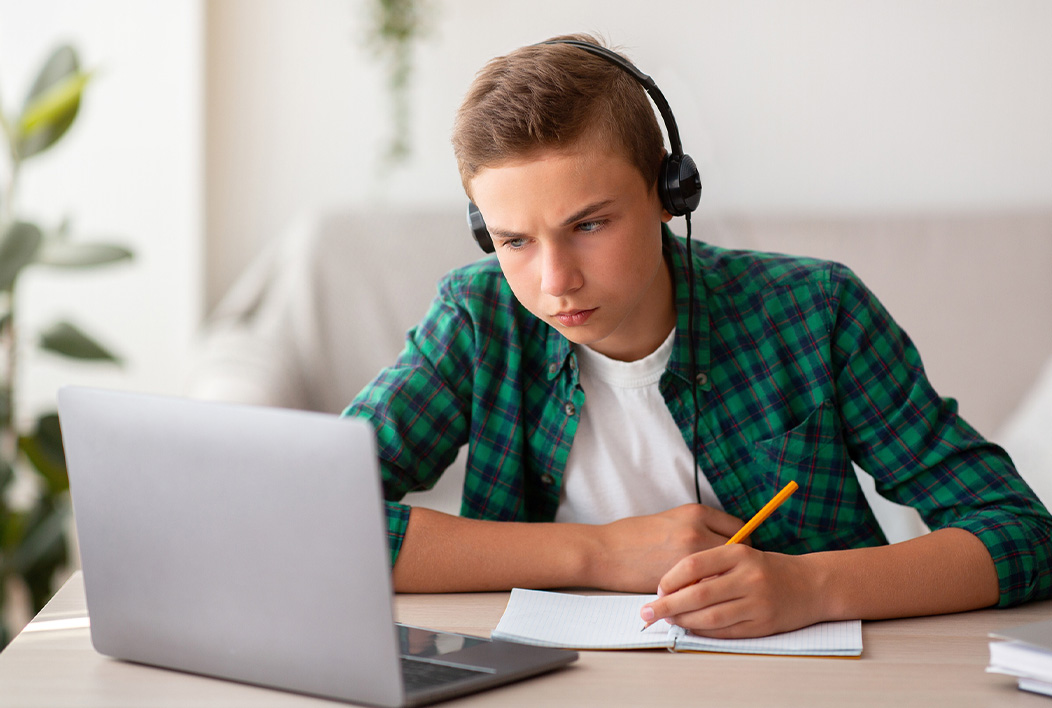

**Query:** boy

left=345, top=35, right=1051, bottom=638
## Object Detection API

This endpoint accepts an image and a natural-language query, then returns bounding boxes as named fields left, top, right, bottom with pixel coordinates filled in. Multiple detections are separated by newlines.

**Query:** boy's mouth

left=554, top=308, right=596, bottom=327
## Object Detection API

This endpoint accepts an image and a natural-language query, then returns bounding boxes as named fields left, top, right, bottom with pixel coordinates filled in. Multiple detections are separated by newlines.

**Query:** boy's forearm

left=805, top=527, right=1000, bottom=621
left=391, top=503, right=746, bottom=593
left=641, top=526, right=1002, bottom=638
left=391, top=507, right=600, bottom=592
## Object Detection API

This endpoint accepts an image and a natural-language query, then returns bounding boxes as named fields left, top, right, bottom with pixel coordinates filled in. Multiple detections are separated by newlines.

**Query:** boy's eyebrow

left=488, top=199, right=616, bottom=241
left=560, top=199, right=615, bottom=227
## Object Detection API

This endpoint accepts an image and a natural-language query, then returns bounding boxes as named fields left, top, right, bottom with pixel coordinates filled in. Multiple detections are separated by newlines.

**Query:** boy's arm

left=641, top=526, right=999, bottom=638
left=640, top=264, right=1039, bottom=636
left=827, top=264, right=1052, bottom=607
left=391, top=503, right=747, bottom=593
left=344, top=283, right=479, bottom=566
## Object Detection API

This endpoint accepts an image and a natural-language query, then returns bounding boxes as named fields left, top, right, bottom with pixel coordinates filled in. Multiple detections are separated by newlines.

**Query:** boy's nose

left=539, top=244, right=582, bottom=297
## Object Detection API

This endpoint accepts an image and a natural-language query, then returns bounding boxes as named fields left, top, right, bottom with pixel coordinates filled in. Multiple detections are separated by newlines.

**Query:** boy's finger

left=641, top=575, right=740, bottom=627
left=658, top=544, right=750, bottom=597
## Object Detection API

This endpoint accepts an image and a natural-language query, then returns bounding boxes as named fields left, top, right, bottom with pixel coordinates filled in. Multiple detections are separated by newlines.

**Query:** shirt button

left=548, top=363, right=559, bottom=375
left=563, top=402, right=576, bottom=416
left=695, top=372, right=709, bottom=386
left=540, top=473, right=555, bottom=486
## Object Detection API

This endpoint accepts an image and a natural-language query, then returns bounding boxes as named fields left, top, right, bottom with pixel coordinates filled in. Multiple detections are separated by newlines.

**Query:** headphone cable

left=683, top=212, right=702, bottom=505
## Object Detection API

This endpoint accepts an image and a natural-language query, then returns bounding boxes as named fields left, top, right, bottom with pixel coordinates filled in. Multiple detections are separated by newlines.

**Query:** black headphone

left=466, top=39, right=702, bottom=253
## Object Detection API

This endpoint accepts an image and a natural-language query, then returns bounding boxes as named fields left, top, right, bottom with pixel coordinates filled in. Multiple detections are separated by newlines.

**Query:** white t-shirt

left=554, top=329, right=724, bottom=525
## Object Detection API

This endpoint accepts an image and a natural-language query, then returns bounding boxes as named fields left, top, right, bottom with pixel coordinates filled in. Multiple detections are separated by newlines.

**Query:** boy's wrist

left=564, top=522, right=605, bottom=588
left=795, top=551, right=843, bottom=622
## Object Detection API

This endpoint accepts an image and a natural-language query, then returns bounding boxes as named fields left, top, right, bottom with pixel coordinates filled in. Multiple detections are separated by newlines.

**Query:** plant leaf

left=0, top=221, right=44, bottom=291
left=39, top=320, right=121, bottom=363
left=19, top=413, right=68, bottom=495
left=19, top=71, right=90, bottom=135
left=36, top=241, right=133, bottom=268
left=0, top=457, right=13, bottom=494
left=16, top=45, right=86, bottom=159
left=0, top=390, right=10, bottom=428
left=7, top=496, right=70, bottom=606
left=22, top=45, right=79, bottom=107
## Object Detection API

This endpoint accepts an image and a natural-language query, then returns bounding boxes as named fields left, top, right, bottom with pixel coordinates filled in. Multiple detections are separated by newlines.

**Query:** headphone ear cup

left=467, top=202, right=495, bottom=253
left=660, top=153, right=702, bottom=217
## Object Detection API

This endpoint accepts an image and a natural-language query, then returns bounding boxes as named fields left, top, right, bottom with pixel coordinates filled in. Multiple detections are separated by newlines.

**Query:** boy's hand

left=639, top=544, right=821, bottom=638
left=590, top=504, right=746, bottom=592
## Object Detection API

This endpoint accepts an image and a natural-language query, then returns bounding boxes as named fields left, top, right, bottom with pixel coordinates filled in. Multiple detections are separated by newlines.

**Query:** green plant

left=366, top=0, right=433, bottom=164
left=0, top=45, right=132, bottom=647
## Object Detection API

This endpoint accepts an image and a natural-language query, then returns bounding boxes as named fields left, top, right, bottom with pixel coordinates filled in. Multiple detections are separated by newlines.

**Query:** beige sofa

left=187, top=208, right=1052, bottom=539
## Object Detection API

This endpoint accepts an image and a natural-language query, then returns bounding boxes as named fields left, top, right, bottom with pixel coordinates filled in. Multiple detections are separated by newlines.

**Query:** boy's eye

left=501, top=237, right=528, bottom=250
left=576, top=220, right=605, bottom=233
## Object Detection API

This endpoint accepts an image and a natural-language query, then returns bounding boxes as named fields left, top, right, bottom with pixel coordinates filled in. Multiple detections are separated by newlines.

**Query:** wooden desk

left=1, top=572, right=1051, bottom=707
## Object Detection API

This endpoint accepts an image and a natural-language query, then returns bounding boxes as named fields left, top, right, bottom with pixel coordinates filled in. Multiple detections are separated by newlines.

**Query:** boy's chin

left=552, top=324, right=610, bottom=350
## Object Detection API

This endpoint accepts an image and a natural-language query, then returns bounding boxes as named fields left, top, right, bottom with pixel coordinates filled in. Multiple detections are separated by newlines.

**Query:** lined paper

left=492, top=590, right=671, bottom=649
left=492, top=589, right=863, bottom=656
left=679, top=618, right=863, bottom=656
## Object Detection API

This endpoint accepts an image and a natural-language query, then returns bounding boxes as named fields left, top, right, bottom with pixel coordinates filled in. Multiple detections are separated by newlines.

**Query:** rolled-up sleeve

left=344, top=288, right=476, bottom=565
left=830, top=263, right=1052, bottom=606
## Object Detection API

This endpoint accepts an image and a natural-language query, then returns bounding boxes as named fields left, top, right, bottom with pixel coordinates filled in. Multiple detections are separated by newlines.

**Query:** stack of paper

left=988, top=619, right=1052, bottom=697
left=492, top=589, right=863, bottom=657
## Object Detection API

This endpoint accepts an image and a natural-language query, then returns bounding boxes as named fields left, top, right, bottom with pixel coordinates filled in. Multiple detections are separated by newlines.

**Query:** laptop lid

left=58, top=387, right=575, bottom=707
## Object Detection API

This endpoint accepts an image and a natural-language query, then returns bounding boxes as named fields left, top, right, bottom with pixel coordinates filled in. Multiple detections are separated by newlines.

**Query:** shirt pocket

left=749, top=399, right=857, bottom=540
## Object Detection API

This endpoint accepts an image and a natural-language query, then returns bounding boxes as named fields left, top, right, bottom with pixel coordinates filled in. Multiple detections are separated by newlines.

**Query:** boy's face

left=470, top=145, right=675, bottom=361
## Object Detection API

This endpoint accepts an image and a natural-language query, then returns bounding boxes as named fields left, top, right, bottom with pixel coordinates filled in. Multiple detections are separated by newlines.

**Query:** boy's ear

left=650, top=170, right=674, bottom=223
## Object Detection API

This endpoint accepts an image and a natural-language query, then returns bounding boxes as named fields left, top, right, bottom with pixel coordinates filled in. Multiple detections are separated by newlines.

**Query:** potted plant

left=0, top=44, right=132, bottom=647
left=367, top=0, right=432, bottom=163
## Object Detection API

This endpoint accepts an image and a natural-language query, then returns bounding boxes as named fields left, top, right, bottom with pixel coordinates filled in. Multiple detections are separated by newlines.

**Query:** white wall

left=205, top=0, right=1052, bottom=307
left=0, top=1, right=203, bottom=414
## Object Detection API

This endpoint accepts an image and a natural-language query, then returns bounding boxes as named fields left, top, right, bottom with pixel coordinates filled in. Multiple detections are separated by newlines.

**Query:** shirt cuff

left=949, top=513, right=1050, bottom=607
left=385, top=500, right=412, bottom=568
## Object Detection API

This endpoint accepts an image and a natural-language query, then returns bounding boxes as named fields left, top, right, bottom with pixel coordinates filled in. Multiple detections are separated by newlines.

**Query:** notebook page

left=677, top=620, right=863, bottom=656
left=492, top=589, right=863, bottom=656
left=491, top=589, right=671, bottom=649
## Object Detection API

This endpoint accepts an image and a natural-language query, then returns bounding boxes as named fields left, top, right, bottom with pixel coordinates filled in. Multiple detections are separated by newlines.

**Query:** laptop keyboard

left=401, top=657, right=487, bottom=692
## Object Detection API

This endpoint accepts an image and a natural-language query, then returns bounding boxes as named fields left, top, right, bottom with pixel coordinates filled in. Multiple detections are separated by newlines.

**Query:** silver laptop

left=57, top=386, right=576, bottom=707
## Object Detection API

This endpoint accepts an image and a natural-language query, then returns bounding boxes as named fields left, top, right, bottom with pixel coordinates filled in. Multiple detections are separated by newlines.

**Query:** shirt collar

left=545, top=320, right=575, bottom=380
left=542, top=224, right=711, bottom=388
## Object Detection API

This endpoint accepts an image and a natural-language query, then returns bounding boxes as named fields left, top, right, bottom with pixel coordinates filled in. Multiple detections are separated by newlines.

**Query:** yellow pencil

left=725, top=480, right=798, bottom=546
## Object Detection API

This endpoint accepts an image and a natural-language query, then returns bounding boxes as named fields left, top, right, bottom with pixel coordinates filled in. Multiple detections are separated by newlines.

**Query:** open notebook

left=492, top=589, right=863, bottom=657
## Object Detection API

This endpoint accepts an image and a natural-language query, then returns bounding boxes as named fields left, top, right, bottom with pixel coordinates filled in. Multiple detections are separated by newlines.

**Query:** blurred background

left=1, top=0, right=1050, bottom=640
left=0, top=0, right=1049, bottom=408
left=0, top=0, right=1048, bottom=404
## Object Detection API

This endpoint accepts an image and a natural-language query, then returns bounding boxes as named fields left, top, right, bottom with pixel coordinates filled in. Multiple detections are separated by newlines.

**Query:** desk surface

left=1, top=572, right=1051, bottom=707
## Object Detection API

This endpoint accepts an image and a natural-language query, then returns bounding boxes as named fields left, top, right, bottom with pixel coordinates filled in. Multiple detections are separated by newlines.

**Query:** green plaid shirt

left=345, top=229, right=1052, bottom=606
